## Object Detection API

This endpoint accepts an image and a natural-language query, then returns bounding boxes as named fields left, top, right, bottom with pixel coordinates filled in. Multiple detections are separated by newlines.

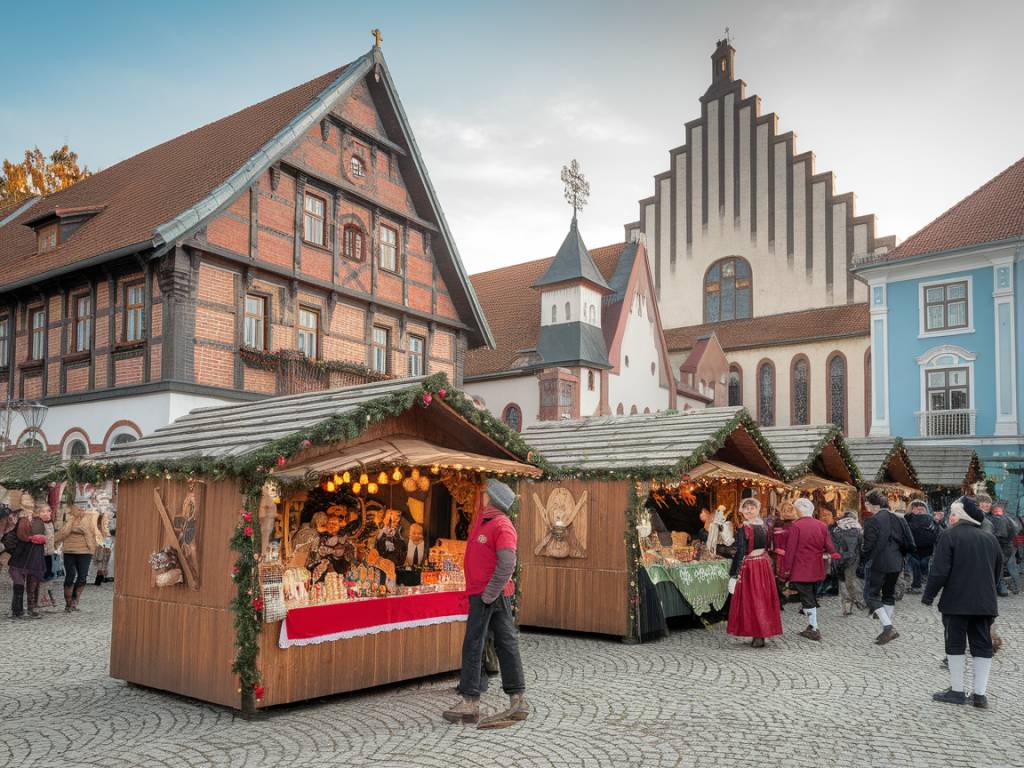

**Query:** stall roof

left=521, top=406, right=785, bottom=478
left=846, top=437, right=919, bottom=487
left=760, top=425, right=861, bottom=485
left=0, top=448, right=62, bottom=488
left=902, top=444, right=983, bottom=489
left=274, top=437, right=541, bottom=480
left=90, top=376, right=529, bottom=468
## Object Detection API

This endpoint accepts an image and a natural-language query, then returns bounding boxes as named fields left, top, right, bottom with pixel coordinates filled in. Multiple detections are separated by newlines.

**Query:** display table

left=644, top=559, right=731, bottom=616
left=280, top=590, right=469, bottom=648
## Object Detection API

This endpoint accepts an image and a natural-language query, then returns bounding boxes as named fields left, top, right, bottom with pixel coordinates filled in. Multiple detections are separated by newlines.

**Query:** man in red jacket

left=780, top=498, right=840, bottom=641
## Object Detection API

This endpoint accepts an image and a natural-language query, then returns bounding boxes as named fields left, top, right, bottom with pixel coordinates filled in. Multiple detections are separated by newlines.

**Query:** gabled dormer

left=22, top=204, right=106, bottom=254
left=532, top=218, right=613, bottom=369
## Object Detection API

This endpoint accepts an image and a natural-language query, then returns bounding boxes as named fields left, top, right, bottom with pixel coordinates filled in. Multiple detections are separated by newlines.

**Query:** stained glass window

left=728, top=366, right=742, bottom=406
left=704, top=257, right=752, bottom=323
left=792, top=357, right=809, bottom=425
left=828, top=354, right=846, bottom=432
left=758, top=361, right=774, bottom=427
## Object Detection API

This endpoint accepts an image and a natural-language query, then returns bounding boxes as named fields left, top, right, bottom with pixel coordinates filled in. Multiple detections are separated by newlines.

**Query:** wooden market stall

left=519, top=406, right=788, bottom=641
left=761, top=425, right=862, bottom=516
left=87, top=375, right=540, bottom=712
left=902, top=443, right=983, bottom=512
left=846, top=436, right=922, bottom=510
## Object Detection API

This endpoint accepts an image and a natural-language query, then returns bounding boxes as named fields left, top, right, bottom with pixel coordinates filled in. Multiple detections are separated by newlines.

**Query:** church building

left=626, top=39, right=895, bottom=436
left=463, top=209, right=677, bottom=430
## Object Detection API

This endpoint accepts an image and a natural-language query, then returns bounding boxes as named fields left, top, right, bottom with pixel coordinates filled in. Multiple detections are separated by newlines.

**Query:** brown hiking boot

left=477, top=693, right=530, bottom=729
left=442, top=696, right=480, bottom=724
left=799, top=627, right=822, bottom=641
left=875, top=627, right=899, bottom=645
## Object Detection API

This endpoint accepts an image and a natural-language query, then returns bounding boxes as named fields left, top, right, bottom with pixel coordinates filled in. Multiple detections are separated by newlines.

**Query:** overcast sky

left=3, top=0, right=1022, bottom=274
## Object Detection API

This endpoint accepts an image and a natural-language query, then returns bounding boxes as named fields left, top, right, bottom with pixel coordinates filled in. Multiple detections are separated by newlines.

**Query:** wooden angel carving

left=533, top=487, right=588, bottom=559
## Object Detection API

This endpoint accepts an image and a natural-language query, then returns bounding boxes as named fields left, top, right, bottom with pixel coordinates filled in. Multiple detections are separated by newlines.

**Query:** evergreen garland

left=624, top=481, right=647, bottom=642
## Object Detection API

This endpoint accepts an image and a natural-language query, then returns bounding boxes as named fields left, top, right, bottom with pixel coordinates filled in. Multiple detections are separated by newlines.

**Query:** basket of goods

left=675, top=546, right=697, bottom=563
left=149, top=547, right=183, bottom=588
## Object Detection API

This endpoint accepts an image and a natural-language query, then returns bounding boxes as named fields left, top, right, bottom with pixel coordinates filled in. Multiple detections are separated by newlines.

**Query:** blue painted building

left=853, top=157, right=1024, bottom=504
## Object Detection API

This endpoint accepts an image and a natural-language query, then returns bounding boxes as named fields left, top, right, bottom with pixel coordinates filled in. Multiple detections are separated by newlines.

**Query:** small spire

left=372, top=28, right=382, bottom=49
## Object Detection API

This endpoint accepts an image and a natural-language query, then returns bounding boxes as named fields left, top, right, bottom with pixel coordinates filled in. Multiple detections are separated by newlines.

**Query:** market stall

left=519, top=406, right=788, bottom=641
left=846, top=437, right=922, bottom=512
left=902, top=443, right=983, bottom=512
left=762, top=425, right=862, bottom=515
left=76, top=374, right=540, bottom=713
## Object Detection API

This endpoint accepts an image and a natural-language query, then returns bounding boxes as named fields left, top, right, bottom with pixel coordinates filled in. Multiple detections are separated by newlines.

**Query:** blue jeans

left=1004, top=546, right=1020, bottom=593
left=458, top=594, right=525, bottom=698
left=908, top=553, right=930, bottom=588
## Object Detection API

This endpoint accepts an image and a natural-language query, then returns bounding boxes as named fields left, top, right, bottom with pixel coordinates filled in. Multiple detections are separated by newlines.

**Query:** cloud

left=547, top=99, right=649, bottom=145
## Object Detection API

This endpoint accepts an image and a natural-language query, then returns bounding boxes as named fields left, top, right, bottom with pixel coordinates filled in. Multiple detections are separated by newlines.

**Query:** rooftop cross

left=561, top=159, right=590, bottom=221
left=372, top=28, right=382, bottom=48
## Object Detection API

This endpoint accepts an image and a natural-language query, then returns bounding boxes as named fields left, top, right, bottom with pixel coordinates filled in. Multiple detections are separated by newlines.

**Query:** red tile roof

left=0, top=64, right=351, bottom=289
left=864, top=155, right=1024, bottom=265
left=465, top=243, right=627, bottom=378
left=665, top=303, right=869, bottom=353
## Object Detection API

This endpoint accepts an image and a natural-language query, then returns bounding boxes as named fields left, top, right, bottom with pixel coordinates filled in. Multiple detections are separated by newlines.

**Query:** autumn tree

left=0, top=145, right=91, bottom=206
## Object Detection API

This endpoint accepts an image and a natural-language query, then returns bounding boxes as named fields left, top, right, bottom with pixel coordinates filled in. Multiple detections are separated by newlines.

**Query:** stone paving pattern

left=1, top=583, right=1021, bottom=768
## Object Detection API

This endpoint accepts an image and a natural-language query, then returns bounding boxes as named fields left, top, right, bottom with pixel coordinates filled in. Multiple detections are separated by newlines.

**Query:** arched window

left=551, top=304, right=557, bottom=323
left=113, top=433, right=138, bottom=446
left=643, top=407, right=651, bottom=414
left=827, top=352, right=847, bottom=433
left=728, top=364, right=742, bottom=406
left=757, top=360, right=775, bottom=427
left=589, top=304, right=596, bottom=324
left=587, top=370, right=595, bottom=391
left=630, top=405, right=638, bottom=415
left=565, top=302, right=571, bottom=321
left=350, top=155, right=366, bottom=178
left=616, top=403, right=624, bottom=415
left=790, top=355, right=810, bottom=425
left=501, top=403, right=523, bottom=432
left=650, top=362, right=656, bottom=376
left=704, top=257, right=752, bottom=323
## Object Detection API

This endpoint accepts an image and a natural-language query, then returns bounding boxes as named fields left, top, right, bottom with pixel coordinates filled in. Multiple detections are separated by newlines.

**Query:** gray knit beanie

left=486, top=478, right=516, bottom=513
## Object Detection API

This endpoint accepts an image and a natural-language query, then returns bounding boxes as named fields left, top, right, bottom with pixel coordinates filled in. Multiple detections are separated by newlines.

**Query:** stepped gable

left=626, top=39, right=894, bottom=302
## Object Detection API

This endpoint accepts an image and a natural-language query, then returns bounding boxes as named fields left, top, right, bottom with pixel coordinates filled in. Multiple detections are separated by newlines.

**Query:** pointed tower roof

left=532, top=218, right=612, bottom=292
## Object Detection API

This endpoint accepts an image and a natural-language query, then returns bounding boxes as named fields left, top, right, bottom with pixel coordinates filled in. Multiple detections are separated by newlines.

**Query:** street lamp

left=1, top=399, right=49, bottom=451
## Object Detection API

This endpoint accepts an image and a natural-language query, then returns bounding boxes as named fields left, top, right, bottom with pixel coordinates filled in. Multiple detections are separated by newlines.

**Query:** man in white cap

left=924, top=496, right=1002, bottom=708
left=443, top=478, right=528, bottom=728
left=779, top=497, right=840, bottom=641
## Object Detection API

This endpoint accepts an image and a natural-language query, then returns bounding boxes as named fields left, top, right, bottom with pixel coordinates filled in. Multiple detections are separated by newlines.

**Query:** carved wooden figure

left=533, top=487, right=588, bottom=559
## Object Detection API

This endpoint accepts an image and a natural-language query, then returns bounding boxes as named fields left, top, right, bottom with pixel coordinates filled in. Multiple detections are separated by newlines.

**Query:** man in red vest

left=443, top=479, right=528, bottom=727
left=780, top=497, right=840, bottom=641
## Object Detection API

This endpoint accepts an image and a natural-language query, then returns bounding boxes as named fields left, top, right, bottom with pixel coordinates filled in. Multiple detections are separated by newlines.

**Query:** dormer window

left=37, top=224, right=58, bottom=253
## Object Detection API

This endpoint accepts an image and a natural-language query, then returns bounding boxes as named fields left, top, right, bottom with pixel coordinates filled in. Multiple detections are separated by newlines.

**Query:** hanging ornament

left=276, top=456, right=286, bottom=467
left=301, top=439, right=312, bottom=449
left=438, top=388, right=447, bottom=398
left=326, top=480, right=335, bottom=492
left=254, top=685, right=265, bottom=701
left=377, top=470, right=389, bottom=485
left=421, top=392, right=433, bottom=407
left=367, top=482, right=379, bottom=495
left=359, top=472, right=369, bottom=485
left=391, top=467, right=403, bottom=482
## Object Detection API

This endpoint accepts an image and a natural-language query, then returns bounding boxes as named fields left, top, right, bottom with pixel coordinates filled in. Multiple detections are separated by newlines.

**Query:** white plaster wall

left=607, top=301, right=672, bottom=415
left=672, top=336, right=870, bottom=436
left=541, top=285, right=603, bottom=327
left=462, top=374, right=541, bottom=430
left=33, top=390, right=242, bottom=454
left=578, top=367, right=602, bottom=418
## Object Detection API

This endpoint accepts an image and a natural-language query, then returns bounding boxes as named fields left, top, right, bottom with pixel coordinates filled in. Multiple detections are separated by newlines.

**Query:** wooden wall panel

left=516, top=479, right=630, bottom=637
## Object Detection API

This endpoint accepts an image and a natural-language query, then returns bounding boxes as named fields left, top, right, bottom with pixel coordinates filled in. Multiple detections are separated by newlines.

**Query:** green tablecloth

left=644, top=559, right=731, bottom=616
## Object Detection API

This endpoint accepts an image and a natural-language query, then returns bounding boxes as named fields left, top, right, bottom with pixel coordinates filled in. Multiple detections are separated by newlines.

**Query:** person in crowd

left=444, top=479, right=527, bottom=728
left=815, top=508, right=839, bottom=597
left=1012, top=507, right=1024, bottom=595
left=778, top=498, right=840, bottom=641
left=727, top=498, right=783, bottom=648
left=986, top=501, right=1017, bottom=596
left=697, top=506, right=735, bottom=556
left=831, top=507, right=866, bottom=615
left=932, top=506, right=948, bottom=530
left=404, top=523, right=427, bottom=567
left=906, top=500, right=939, bottom=594
left=94, top=494, right=115, bottom=585
left=54, top=503, right=104, bottom=612
left=772, top=500, right=799, bottom=606
left=8, top=497, right=50, bottom=619
left=976, top=493, right=994, bottom=533
left=861, top=489, right=914, bottom=645
left=923, top=497, right=1003, bottom=708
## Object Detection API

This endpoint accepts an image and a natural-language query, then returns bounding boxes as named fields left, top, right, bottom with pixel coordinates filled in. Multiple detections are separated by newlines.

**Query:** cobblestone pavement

left=1, top=583, right=1021, bottom=768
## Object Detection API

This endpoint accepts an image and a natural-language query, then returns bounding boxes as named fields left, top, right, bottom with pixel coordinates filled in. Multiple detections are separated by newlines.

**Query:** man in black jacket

left=923, top=496, right=1003, bottom=709
left=861, top=489, right=914, bottom=645
left=906, top=500, right=939, bottom=593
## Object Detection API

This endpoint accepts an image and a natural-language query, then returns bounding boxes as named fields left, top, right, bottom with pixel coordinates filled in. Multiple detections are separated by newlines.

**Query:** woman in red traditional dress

left=727, top=497, right=783, bottom=647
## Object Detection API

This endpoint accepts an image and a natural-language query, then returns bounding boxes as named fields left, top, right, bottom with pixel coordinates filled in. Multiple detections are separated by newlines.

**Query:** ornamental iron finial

left=372, top=28, right=382, bottom=48
left=561, top=159, right=590, bottom=221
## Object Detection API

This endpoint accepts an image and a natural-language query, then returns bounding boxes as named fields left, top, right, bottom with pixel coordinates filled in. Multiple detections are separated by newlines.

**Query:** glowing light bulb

left=367, top=482, right=379, bottom=495
left=352, top=482, right=362, bottom=494
left=359, top=473, right=369, bottom=485
left=273, top=496, right=281, bottom=505
left=333, top=473, right=342, bottom=485
left=378, top=471, right=389, bottom=485
left=430, top=465, right=440, bottom=475
left=326, top=481, right=335, bottom=492
left=411, top=468, right=420, bottom=480
left=342, top=471, right=351, bottom=484
left=392, top=467, right=403, bottom=482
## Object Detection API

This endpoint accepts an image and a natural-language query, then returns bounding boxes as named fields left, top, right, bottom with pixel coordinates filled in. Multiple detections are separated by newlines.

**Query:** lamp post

left=0, top=399, right=49, bottom=451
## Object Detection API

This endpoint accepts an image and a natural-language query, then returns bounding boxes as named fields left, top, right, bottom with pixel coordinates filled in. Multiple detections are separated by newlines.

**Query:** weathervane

left=561, top=159, right=590, bottom=221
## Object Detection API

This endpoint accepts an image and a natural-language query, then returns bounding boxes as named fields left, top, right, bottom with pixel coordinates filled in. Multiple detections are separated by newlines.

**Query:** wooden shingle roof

left=903, top=444, right=983, bottom=489
left=760, top=424, right=861, bottom=485
left=521, top=406, right=785, bottom=478
left=94, top=377, right=434, bottom=464
left=846, top=437, right=919, bottom=487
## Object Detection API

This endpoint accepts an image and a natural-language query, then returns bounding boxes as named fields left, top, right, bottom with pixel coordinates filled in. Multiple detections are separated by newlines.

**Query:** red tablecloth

left=279, top=590, right=470, bottom=648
